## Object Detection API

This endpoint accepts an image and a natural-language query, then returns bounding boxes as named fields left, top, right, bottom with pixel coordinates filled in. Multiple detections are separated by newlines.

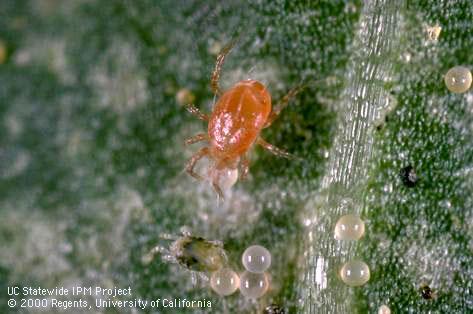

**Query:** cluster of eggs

left=335, top=213, right=391, bottom=314
left=334, top=214, right=371, bottom=287
left=210, top=245, right=272, bottom=299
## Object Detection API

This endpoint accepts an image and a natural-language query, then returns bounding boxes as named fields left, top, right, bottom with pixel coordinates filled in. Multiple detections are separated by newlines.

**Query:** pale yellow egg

left=239, top=271, right=269, bottom=299
left=444, top=66, right=472, bottom=93
left=378, top=305, right=391, bottom=314
left=210, top=268, right=240, bottom=296
left=340, top=260, right=370, bottom=286
left=334, top=214, right=365, bottom=240
left=242, top=245, right=271, bottom=273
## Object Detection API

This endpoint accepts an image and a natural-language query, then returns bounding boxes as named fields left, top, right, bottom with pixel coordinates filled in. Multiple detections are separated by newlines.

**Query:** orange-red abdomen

left=208, top=80, right=271, bottom=160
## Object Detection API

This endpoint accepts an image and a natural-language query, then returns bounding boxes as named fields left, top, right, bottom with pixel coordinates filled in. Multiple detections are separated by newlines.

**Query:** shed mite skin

left=143, top=228, right=228, bottom=282
left=184, top=40, right=303, bottom=198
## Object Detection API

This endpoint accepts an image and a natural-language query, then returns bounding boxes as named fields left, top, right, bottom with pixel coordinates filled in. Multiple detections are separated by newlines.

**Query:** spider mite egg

left=334, top=214, right=365, bottom=241
left=340, top=260, right=370, bottom=286
left=444, top=66, right=472, bottom=93
left=242, top=245, right=271, bottom=273
left=210, top=268, right=240, bottom=296
left=239, top=271, right=269, bottom=299
left=378, top=305, right=391, bottom=314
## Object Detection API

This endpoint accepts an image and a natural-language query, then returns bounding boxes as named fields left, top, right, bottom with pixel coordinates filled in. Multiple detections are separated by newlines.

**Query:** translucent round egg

left=378, top=305, right=391, bottom=314
left=210, top=268, right=240, bottom=296
left=340, top=260, right=370, bottom=286
left=334, top=214, right=365, bottom=240
left=242, top=245, right=271, bottom=273
left=239, top=271, right=269, bottom=299
left=444, top=66, right=472, bottom=93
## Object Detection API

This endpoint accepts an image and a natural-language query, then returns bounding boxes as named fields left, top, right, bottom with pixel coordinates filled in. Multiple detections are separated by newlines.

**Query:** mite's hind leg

left=179, top=226, right=192, bottom=237
left=257, top=138, right=293, bottom=159
left=185, top=104, right=209, bottom=121
left=190, top=272, right=210, bottom=286
left=240, top=154, right=250, bottom=180
left=211, top=40, right=237, bottom=96
left=264, top=84, right=306, bottom=127
left=186, top=147, right=209, bottom=180
left=211, top=174, right=225, bottom=200
left=142, top=245, right=172, bottom=265
left=159, top=232, right=179, bottom=240
left=197, top=272, right=210, bottom=282
left=209, top=165, right=224, bottom=200
left=185, top=133, right=208, bottom=145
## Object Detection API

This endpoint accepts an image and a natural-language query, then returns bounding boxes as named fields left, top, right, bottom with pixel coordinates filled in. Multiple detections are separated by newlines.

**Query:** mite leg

left=211, top=40, right=237, bottom=96
left=142, top=245, right=172, bottom=264
left=185, top=147, right=209, bottom=180
left=185, top=133, right=208, bottom=145
left=159, top=232, right=179, bottom=240
left=185, top=104, right=209, bottom=121
left=179, top=226, right=192, bottom=237
left=212, top=179, right=225, bottom=200
left=209, top=239, right=224, bottom=248
left=264, top=84, right=306, bottom=128
left=191, top=272, right=210, bottom=285
left=240, top=154, right=250, bottom=180
left=210, top=168, right=224, bottom=199
left=257, top=138, right=293, bottom=159
left=197, top=272, right=210, bottom=282
left=150, top=246, right=169, bottom=256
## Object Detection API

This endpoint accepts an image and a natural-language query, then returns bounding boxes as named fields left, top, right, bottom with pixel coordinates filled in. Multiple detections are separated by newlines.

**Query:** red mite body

left=208, top=80, right=271, bottom=167
left=184, top=41, right=299, bottom=198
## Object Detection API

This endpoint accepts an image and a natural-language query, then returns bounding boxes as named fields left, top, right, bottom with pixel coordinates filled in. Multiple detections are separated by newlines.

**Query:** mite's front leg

left=211, top=39, right=237, bottom=96
left=257, top=138, right=294, bottom=159
left=185, top=147, right=209, bottom=180
left=264, top=84, right=305, bottom=128
left=185, top=133, right=208, bottom=145
left=185, top=104, right=209, bottom=121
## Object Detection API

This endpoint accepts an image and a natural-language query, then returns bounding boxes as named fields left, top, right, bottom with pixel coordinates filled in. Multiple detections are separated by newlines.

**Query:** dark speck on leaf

left=421, top=285, right=434, bottom=300
left=400, top=165, right=418, bottom=187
